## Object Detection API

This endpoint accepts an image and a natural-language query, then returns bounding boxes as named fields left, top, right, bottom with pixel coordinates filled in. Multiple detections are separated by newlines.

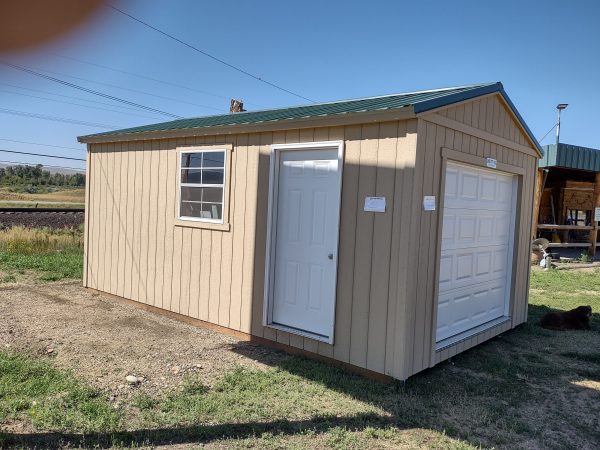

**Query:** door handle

left=328, top=253, right=334, bottom=260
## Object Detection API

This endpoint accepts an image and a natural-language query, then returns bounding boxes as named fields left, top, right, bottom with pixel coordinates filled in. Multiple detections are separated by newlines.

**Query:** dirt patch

left=0, top=281, right=288, bottom=405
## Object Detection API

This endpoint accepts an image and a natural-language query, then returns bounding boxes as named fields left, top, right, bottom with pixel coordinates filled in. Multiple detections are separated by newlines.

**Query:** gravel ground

left=0, top=281, right=287, bottom=404
left=0, top=211, right=84, bottom=229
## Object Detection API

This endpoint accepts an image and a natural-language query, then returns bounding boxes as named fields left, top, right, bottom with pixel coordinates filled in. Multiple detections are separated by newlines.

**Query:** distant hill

left=0, top=163, right=85, bottom=175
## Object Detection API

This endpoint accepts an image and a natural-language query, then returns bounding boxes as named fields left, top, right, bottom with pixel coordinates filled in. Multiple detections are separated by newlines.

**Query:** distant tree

left=0, top=165, right=85, bottom=187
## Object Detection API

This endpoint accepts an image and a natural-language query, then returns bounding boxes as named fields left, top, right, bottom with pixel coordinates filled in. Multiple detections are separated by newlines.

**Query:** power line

left=23, top=64, right=226, bottom=112
left=106, top=3, right=315, bottom=103
left=53, top=53, right=227, bottom=101
left=1, top=88, right=171, bottom=121
left=538, top=123, right=557, bottom=144
left=0, top=159, right=84, bottom=172
left=0, top=138, right=82, bottom=151
left=0, top=81, right=163, bottom=114
left=0, top=108, right=116, bottom=129
left=1, top=61, right=183, bottom=119
left=51, top=53, right=270, bottom=108
left=0, top=149, right=85, bottom=161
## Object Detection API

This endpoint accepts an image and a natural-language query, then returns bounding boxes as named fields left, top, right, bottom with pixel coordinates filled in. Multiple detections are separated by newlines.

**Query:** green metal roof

left=540, top=143, right=600, bottom=172
left=79, top=81, right=541, bottom=154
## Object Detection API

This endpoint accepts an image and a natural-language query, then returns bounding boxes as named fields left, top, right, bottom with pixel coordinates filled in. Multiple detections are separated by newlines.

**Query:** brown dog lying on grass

left=540, top=306, right=593, bottom=330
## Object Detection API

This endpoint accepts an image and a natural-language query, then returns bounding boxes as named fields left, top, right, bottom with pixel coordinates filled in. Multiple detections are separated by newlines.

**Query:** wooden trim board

left=423, top=113, right=540, bottom=159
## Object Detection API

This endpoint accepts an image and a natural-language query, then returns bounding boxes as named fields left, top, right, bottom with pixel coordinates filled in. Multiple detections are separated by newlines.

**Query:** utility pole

left=556, top=103, right=568, bottom=145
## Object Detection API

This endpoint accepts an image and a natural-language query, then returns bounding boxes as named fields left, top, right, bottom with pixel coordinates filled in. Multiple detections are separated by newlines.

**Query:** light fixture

left=556, top=104, right=568, bottom=145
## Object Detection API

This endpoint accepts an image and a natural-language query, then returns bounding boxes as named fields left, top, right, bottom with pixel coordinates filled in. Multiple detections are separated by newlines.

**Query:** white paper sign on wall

left=364, top=196, right=386, bottom=213
left=423, top=196, right=436, bottom=211
left=486, top=157, right=497, bottom=169
left=595, top=207, right=600, bottom=222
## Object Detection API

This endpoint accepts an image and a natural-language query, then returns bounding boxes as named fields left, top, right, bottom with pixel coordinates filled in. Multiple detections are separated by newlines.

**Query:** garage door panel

left=439, top=247, right=508, bottom=292
left=441, top=211, right=513, bottom=250
left=437, top=162, right=516, bottom=342
left=436, top=279, right=507, bottom=341
left=445, top=167, right=515, bottom=211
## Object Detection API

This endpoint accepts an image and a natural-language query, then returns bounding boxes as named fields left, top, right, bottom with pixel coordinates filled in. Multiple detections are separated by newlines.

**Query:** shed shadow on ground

left=3, top=305, right=600, bottom=449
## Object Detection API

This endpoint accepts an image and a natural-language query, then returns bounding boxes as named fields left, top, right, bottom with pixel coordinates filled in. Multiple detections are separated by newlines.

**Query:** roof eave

left=78, top=106, right=417, bottom=145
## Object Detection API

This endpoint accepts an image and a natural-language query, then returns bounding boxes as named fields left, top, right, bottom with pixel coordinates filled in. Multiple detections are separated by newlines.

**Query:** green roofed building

left=79, top=83, right=541, bottom=380
left=535, top=143, right=600, bottom=257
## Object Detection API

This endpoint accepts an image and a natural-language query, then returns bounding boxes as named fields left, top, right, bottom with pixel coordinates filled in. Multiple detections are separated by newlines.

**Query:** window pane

left=202, top=169, right=224, bottom=185
left=202, top=151, right=225, bottom=168
left=181, top=186, right=202, bottom=202
left=201, top=203, right=222, bottom=220
left=202, top=187, right=223, bottom=203
left=181, top=169, right=202, bottom=184
left=180, top=201, right=203, bottom=218
left=181, top=153, right=203, bottom=168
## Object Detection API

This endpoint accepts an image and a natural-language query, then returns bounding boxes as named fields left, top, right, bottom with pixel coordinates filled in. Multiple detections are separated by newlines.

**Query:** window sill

left=174, top=219, right=230, bottom=231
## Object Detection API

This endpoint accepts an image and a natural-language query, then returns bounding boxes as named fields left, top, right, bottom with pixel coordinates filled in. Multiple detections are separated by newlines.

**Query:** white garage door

left=436, top=161, right=517, bottom=343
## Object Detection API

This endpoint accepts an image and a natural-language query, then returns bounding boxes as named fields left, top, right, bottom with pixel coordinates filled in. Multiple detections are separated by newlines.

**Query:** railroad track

left=0, top=207, right=84, bottom=213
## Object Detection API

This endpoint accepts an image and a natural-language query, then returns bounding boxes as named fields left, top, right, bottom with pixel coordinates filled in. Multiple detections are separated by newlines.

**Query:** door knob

left=328, top=253, right=334, bottom=260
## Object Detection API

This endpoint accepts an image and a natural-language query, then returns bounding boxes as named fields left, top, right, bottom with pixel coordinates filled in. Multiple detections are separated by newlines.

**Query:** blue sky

left=0, top=0, right=598, bottom=171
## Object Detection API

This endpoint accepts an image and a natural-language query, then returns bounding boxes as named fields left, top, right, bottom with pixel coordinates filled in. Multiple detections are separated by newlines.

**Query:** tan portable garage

left=79, top=82, right=541, bottom=380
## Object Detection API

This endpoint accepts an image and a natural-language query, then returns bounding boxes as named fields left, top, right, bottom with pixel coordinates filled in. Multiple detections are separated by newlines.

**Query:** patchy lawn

left=0, top=227, right=83, bottom=283
left=0, top=269, right=599, bottom=449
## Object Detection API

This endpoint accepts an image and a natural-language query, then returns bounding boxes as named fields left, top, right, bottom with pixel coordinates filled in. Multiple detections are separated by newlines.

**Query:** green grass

left=0, top=226, right=83, bottom=282
left=2, top=269, right=600, bottom=448
left=0, top=251, right=83, bottom=281
left=0, top=352, right=121, bottom=433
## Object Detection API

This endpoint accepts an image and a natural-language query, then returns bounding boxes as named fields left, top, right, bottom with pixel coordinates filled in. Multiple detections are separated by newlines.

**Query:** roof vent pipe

left=230, top=99, right=245, bottom=113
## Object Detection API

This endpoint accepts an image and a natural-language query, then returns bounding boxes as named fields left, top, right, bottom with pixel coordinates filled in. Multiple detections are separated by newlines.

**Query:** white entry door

left=269, top=145, right=342, bottom=341
left=436, top=161, right=517, bottom=342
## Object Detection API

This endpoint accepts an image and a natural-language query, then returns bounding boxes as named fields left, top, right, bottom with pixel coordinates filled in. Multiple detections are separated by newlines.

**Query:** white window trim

left=262, top=140, right=345, bottom=345
left=177, top=148, right=227, bottom=225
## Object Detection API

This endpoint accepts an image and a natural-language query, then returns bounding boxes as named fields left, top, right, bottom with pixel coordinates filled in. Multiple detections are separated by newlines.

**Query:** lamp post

left=556, top=103, right=568, bottom=145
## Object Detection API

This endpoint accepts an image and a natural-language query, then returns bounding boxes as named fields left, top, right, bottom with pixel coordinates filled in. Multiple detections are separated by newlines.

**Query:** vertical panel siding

left=389, top=119, right=418, bottom=377
left=441, top=94, right=533, bottom=149
left=85, top=105, right=535, bottom=381
left=349, top=123, right=379, bottom=368
left=365, top=121, right=398, bottom=373
left=249, top=132, right=273, bottom=338
left=146, top=142, right=160, bottom=306
left=332, top=125, right=361, bottom=363
left=164, top=140, right=178, bottom=311
left=154, top=144, right=167, bottom=309
left=229, top=134, right=249, bottom=332
left=217, top=135, right=236, bottom=328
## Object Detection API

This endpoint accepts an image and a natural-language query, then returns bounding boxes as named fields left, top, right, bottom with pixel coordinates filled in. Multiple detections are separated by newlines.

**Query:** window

left=179, top=150, right=226, bottom=222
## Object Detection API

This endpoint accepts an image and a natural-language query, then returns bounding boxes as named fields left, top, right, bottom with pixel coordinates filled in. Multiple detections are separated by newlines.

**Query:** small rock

left=46, top=348, right=54, bottom=354
left=171, top=366, right=181, bottom=374
left=126, top=375, right=139, bottom=385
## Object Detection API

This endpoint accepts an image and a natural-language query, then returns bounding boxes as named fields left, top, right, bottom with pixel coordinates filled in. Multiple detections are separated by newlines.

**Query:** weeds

left=579, top=252, right=591, bottom=263
left=0, top=226, right=83, bottom=281
left=0, top=226, right=83, bottom=254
